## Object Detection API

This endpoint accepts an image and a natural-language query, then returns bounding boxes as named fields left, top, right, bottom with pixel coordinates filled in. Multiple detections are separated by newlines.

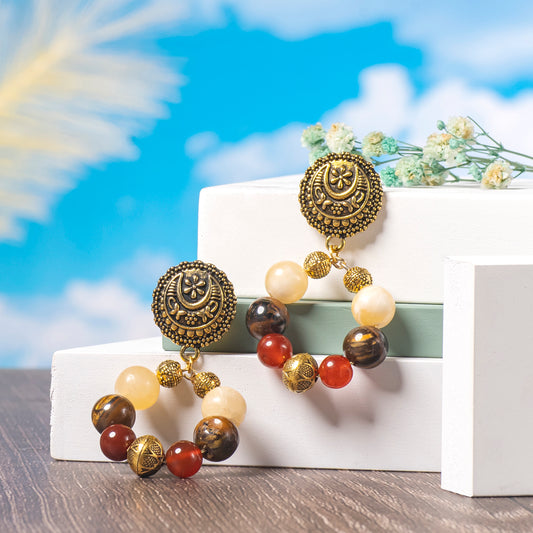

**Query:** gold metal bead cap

left=282, top=353, right=319, bottom=393
left=191, top=371, right=221, bottom=398
left=303, top=251, right=331, bottom=279
left=152, top=260, right=237, bottom=348
left=127, top=435, right=165, bottom=477
left=343, top=267, right=373, bottom=293
left=299, top=152, right=383, bottom=238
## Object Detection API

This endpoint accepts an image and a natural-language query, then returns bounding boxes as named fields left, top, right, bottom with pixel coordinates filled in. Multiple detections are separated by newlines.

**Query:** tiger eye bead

left=91, top=394, right=136, bottom=434
left=343, top=326, right=389, bottom=369
left=246, top=297, right=289, bottom=340
left=265, top=261, right=308, bottom=304
left=115, top=366, right=160, bottom=411
left=194, top=416, right=239, bottom=462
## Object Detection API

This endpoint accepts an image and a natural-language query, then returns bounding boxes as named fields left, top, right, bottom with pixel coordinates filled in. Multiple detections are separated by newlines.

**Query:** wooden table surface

left=1, top=370, right=533, bottom=533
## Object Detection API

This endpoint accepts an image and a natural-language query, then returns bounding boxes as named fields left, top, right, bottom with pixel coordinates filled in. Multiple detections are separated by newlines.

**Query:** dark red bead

left=246, top=297, right=289, bottom=340
left=319, top=355, right=353, bottom=389
left=166, top=440, right=203, bottom=478
left=100, top=424, right=136, bottom=461
left=257, top=333, right=293, bottom=368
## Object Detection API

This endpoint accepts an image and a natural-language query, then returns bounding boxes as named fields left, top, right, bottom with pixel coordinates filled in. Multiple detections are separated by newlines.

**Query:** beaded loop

left=247, top=153, right=395, bottom=394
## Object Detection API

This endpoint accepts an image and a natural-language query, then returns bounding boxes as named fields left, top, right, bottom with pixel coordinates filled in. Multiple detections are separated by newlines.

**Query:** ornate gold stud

left=152, top=260, right=237, bottom=348
left=298, top=152, right=383, bottom=238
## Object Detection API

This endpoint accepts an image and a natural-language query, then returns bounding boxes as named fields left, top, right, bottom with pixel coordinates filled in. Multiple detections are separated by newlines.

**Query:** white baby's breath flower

left=423, top=133, right=452, bottom=163
left=446, top=116, right=475, bottom=139
left=325, top=123, right=356, bottom=153
left=481, top=160, right=513, bottom=189
left=362, top=131, right=384, bottom=159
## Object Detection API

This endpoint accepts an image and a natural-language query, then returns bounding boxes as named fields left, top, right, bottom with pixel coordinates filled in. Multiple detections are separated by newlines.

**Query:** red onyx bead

left=257, top=333, right=293, bottom=368
left=100, top=424, right=136, bottom=461
left=166, top=440, right=203, bottom=478
left=319, top=355, right=353, bottom=389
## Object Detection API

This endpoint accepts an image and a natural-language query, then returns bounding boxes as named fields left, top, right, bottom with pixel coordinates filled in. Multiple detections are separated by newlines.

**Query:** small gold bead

left=343, top=266, right=373, bottom=293
left=281, top=353, right=318, bottom=393
left=156, top=360, right=183, bottom=388
left=127, top=435, right=164, bottom=477
left=303, top=251, right=331, bottom=279
left=191, top=372, right=221, bottom=398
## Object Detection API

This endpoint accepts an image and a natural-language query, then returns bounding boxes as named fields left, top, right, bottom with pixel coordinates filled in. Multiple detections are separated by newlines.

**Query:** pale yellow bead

left=351, top=285, right=396, bottom=329
left=201, top=386, right=247, bottom=427
left=265, top=261, right=308, bottom=304
left=115, top=366, right=160, bottom=411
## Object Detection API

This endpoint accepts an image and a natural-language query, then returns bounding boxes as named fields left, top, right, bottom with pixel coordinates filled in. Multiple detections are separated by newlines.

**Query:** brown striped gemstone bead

left=91, top=394, right=136, bottom=434
left=194, top=416, right=239, bottom=462
left=246, top=297, right=289, bottom=340
left=342, top=326, right=388, bottom=369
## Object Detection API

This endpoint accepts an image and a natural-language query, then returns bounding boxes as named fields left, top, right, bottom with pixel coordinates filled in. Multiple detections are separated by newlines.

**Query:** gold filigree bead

left=191, top=372, right=221, bottom=398
left=281, top=353, right=319, bottom=393
left=156, top=360, right=183, bottom=388
left=127, top=435, right=165, bottom=477
left=343, top=266, right=373, bottom=293
left=303, top=251, right=331, bottom=279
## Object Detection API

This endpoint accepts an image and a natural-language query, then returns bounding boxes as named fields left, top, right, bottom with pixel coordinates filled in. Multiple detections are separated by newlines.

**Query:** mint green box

left=162, top=298, right=443, bottom=358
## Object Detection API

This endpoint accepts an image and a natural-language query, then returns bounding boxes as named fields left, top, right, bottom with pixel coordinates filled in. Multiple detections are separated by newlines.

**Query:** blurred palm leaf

left=0, top=0, right=185, bottom=241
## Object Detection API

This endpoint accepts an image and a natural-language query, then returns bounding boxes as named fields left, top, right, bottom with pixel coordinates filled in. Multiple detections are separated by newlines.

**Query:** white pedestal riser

left=51, top=338, right=441, bottom=471
left=441, top=257, right=533, bottom=496
left=198, top=177, right=533, bottom=304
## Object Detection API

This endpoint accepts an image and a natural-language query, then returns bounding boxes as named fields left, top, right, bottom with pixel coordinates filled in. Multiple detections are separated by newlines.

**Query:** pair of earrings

left=91, top=152, right=394, bottom=475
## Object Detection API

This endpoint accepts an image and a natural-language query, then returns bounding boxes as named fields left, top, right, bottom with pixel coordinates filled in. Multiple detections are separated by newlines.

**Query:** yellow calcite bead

left=351, top=285, right=396, bottom=329
left=201, top=386, right=247, bottom=427
left=265, top=261, right=308, bottom=304
left=115, top=366, right=160, bottom=411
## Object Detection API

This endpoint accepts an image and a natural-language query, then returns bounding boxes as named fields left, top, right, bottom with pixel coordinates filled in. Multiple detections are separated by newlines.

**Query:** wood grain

left=1, top=370, right=532, bottom=533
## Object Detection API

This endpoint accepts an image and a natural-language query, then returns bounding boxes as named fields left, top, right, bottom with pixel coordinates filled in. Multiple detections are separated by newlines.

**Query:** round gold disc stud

left=152, top=260, right=237, bottom=348
left=299, top=152, right=383, bottom=238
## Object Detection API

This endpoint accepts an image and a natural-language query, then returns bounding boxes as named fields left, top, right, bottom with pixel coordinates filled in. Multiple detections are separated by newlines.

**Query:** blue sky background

left=1, top=0, right=533, bottom=367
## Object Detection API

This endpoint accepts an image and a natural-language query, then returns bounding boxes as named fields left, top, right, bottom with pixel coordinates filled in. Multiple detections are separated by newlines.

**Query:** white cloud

left=182, top=0, right=533, bottom=82
left=0, top=278, right=158, bottom=368
left=190, top=65, right=533, bottom=184
left=193, top=123, right=308, bottom=184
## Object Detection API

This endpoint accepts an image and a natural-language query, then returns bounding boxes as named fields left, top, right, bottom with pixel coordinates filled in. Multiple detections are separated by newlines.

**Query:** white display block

left=441, top=257, right=533, bottom=497
left=51, top=338, right=442, bottom=471
left=198, top=176, right=533, bottom=304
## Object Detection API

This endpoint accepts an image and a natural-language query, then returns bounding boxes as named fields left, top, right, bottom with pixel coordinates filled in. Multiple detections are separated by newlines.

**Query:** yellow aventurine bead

left=351, top=285, right=396, bottom=329
left=115, top=366, right=160, bottom=411
left=265, top=261, right=308, bottom=304
left=201, top=386, right=247, bottom=427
